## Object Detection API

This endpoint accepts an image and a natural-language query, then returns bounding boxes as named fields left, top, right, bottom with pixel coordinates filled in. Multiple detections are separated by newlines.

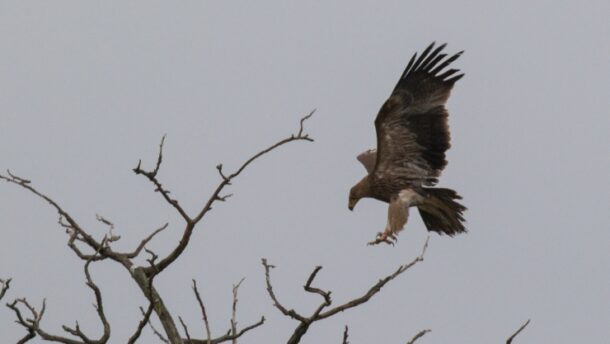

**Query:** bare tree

left=1, top=112, right=529, bottom=343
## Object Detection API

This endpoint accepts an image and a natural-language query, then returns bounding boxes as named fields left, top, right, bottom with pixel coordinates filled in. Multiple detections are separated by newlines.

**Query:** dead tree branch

left=342, top=325, right=349, bottom=344
left=0, top=171, right=119, bottom=264
left=192, top=280, right=213, bottom=343
left=262, top=237, right=429, bottom=344
left=139, top=111, right=315, bottom=278
left=506, top=319, right=530, bottom=344
left=0, top=278, right=11, bottom=301
left=182, top=315, right=265, bottom=344
left=230, top=278, right=245, bottom=344
left=6, top=245, right=111, bottom=344
left=406, top=329, right=430, bottom=344
left=182, top=279, right=265, bottom=344
left=124, top=223, right=169, bottom=259
left=2, top=113, right=314, bottom=344
left=133, top=135, right=191, bottom=222
left=138, top=306, right=169, bottom=343
left=179, top=316, right=193, bottom=342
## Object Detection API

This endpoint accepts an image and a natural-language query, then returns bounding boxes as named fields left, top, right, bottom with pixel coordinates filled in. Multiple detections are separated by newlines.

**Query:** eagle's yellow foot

left=367, top=231, right=397, bottom=246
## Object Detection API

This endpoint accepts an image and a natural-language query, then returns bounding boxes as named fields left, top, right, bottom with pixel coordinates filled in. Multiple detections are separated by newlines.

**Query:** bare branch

left=0, top=278, right=11, bottom=301
left=342, top=325, right=349, bottom=344
left=192, top=279, right=213, bottom=343
left=143, top=112, right=315, bottom=278
left=16, top=330, right=37, bottom=344
left=6, top=298, right=38, bottom=343
left=124, top=223, right=169, bottom=258
left=261, top=259, right=307, bottom=323
left=406, top=329, right=430, bottom=344
left=183, top=316, right=265, bottom=344
left=138, top=306, right=169, bottom=343
left=5, top=242, right=111, bottom=344
left=0, top=172, right=122, bottom=264
left=133, top=135, right=191, bottom=222
left=179, top=316, right=193, bottom=342
left=297, top=109, right=316, bottom=138
left=95, top=214, right=120, bottom=243
left=127, top=304, right=154, bottom=344
left=317, top=236, right=428, bottom=320
left=230, top=278, right=245, bottom=344
left=304, top=266, right=332, bottom=308
left=126, top=242, right=164, bottom=344
left=182, top=279, right=265, bottom=344
left=191, top=110, right=315, bottom=225
left=263, top=237, right=429, bottom=344
left=506, top=319, right=531, bottom=344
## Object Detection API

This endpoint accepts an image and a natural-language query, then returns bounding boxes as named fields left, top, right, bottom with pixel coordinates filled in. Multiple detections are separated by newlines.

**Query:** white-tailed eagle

left=348, top=42, right=467, bottom=245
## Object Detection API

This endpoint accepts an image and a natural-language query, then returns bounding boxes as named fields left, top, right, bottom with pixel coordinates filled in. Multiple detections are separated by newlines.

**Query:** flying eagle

left=348, top=42, right=467, bottom=245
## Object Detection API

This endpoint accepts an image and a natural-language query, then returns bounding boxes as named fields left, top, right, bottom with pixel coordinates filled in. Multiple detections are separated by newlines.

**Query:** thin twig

left=127, top=304, right=154, bottom=344
left=261, top=259, right=308, bottom=323
left=183, top=317, right=265, bottom=344
left=124, top=223, right=169, bottom=258
left=342, top=325, right=349, bottom=344
left=139, top=307, right=169, bottom=343
left=406, top=329, right=430, bottom=344
left=0, top=278, right=11, bottom=301
left=133, top=135, right=191, bottom=222
left=192, top=280, right=213, bottom=343
left=95, top=214, right=120, bottom=243
left=179, top=316, right=193, bottom=342
left=231, top=278, right=245, bottom=344
left=506, top=319, right=531, bottom=344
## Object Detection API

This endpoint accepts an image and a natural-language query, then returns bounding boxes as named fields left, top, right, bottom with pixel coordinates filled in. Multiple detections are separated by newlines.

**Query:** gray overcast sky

left=1, top=1, right=609, bottom=343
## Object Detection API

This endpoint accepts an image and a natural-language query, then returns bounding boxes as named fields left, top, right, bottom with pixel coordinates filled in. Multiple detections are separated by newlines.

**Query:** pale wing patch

left=356, top=149, right=377, bottom=174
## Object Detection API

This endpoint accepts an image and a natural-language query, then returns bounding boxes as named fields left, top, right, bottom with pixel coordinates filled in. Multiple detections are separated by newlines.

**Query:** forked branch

left=0, top=171, right=116, bottom=263
left=141, top=111, right=315, bottom=278
left=181, top=280, right=265, bottom=344
left=262, top=237, right=429, bottom=344
left=6, top=252, right=110, bottom=344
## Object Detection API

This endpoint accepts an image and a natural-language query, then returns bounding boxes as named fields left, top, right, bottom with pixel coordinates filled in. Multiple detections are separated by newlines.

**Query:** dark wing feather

left=373, top=42, right=464, bottom=185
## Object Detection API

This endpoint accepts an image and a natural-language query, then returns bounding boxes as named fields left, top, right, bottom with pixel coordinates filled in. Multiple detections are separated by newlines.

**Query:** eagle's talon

left=367, top=232, right=396, bottom=246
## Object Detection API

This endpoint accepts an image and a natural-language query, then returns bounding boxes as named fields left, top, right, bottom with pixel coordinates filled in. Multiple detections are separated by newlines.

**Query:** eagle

left=348, top=42, right=467, bottom=245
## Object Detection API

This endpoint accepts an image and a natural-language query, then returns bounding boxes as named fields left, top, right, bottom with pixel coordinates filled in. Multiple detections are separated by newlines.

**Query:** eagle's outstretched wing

left=373, top=42, right=464, bottom=185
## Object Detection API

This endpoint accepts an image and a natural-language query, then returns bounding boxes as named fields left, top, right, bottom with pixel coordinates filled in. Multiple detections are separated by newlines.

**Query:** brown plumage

left=348, top=42, right=467, bottom=245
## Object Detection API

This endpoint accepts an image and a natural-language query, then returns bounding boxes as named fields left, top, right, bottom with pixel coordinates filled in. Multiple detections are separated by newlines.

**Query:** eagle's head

left=348, top=176, right=370, bottom=211
left=348, top=188, right=359, bottom=211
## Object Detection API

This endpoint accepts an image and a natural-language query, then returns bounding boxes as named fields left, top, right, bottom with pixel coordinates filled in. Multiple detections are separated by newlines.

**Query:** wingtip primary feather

left=401, top=52, right=418, bottom=79
left=446, top=73, right=465, bottom=84
left=410, top=42, right=436, bottom=74
left=430, top=50, right=464, bottom=76
left=419, top=43, right=447, bottom=72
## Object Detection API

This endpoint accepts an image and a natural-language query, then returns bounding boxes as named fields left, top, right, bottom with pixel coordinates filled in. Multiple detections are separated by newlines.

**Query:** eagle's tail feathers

left=417, top=187, right=467, bottom=236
